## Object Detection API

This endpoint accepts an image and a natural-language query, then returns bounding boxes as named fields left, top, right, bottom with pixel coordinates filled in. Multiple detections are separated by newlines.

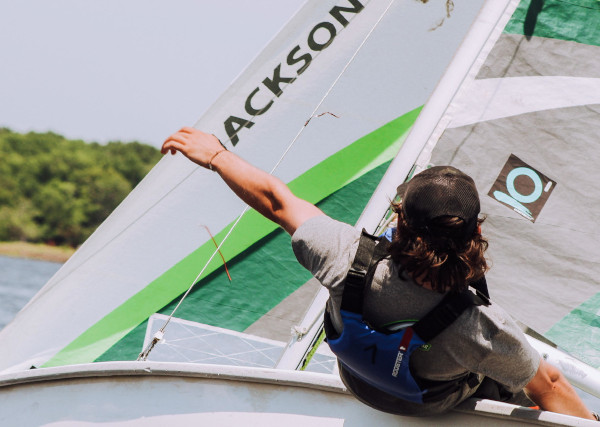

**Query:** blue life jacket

left=324, top=230, right=489, bottom=404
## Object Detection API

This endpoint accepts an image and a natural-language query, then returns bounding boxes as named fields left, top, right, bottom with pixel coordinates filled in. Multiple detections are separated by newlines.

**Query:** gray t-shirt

left=291, top=215, right=540, bottom=415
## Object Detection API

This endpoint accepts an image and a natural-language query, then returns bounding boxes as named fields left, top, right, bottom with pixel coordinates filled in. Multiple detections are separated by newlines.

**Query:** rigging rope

left=138, top=0, right=397, bottom=361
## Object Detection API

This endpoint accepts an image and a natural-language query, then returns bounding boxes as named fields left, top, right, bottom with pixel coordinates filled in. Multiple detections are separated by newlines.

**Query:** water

left=0, top=255, right=62, bottom=329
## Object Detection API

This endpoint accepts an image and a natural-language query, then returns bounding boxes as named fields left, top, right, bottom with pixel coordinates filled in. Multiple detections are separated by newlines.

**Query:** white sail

left=0, top=0, right=487, bottom=372
left=392, top=0, right=600, bottom=369
left=2, top=1, right=600, bottom=425
left=281, top=0, right=600, bottom=408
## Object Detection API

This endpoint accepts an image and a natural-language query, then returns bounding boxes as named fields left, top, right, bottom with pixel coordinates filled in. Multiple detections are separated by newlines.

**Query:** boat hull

left=0, top=362, right=595, bottom=426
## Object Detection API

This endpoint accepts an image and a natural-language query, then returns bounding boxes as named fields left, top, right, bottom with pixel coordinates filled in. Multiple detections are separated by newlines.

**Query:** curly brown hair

left=388, top=202, right=489, bottom=293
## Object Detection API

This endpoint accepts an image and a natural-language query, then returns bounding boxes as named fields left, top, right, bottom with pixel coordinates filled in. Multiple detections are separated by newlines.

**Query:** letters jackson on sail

left=224, top=0, right=365, bottom=145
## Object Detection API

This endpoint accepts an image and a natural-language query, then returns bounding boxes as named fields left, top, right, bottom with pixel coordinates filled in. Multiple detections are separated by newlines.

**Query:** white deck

left=0, top=362, right=596, bottom=426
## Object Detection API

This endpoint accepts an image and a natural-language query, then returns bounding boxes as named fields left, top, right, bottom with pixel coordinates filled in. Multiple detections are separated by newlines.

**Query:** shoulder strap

left=412, top=277, right=491, bottom=343
left=470, top=275, right=490, bottom=301
left=341, top=229, right=389, bottom=314
left=340, top=229, right=490, bottom=342
left=412, top=291, right=476, bottom=343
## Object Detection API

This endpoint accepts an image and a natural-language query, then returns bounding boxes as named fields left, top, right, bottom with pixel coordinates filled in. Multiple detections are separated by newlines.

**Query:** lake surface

left=0, top=255, right=62, bottom=329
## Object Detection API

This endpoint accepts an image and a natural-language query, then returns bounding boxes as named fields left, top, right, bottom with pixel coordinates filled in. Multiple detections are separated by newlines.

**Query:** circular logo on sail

left=488, top=154, right=556, bottom=222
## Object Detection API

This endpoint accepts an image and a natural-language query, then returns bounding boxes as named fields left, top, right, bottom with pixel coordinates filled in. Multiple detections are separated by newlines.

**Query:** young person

left=162, top=127, right=595, bottom=420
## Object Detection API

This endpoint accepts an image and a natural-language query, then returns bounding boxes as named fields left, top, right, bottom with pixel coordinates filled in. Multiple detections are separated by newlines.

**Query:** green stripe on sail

left=43, top=106, right=422, bottom=367
left=545, top=293, right=600, bottom=368
left=97, top=160, right=392, bottom=362
left=505, top=0, right=600, bottom=46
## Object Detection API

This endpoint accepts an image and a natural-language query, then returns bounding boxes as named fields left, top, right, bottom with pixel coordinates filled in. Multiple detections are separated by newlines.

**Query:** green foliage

left=0, top=128, right=161, bottom=246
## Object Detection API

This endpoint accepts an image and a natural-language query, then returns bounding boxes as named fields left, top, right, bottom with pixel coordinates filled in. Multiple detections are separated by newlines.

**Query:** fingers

left=161, top=131, right=189, bottom=154
left=160, top=138, right=172, bottom=154
left=180, top=126, right=196, bottom=134
left=161, top=139, right=185, bottom=155
left=179, top=127, right=215, bottom=143
left=169, top=132, right=191, bottom=145
left=162, top=128, right=194, bottom=150
left=161, top=128, right=223, bottom=168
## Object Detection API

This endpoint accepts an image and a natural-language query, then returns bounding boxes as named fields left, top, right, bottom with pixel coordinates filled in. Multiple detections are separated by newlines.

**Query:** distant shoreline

left=0, top=242, right=75, bottom=263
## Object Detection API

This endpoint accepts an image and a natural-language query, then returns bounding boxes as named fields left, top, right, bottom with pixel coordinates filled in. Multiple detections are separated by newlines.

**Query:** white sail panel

left=390, top=0, right=600, bottom=366
left=0, top=0, right=487, bottom=372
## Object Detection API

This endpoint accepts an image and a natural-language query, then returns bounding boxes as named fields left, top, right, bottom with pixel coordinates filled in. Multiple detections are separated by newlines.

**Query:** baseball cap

left=396, top=166, right=480, bottom=240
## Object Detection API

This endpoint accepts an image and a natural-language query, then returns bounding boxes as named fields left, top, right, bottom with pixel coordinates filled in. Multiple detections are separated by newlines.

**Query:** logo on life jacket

left=391, top=347, right=405, bottom=378
left=392, top=327, right=413, bottom=377
left=489, top=154, right=556, bottom=222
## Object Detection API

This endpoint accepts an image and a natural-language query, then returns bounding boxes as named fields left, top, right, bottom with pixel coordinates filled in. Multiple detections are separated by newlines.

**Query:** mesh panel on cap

left=399, top=166, right=480, bottom=239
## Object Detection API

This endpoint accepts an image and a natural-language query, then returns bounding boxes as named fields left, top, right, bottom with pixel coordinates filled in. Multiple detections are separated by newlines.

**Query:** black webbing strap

left=340, top=230, right=389, bottom=315
left=340, top=229, right=490, bottom=343
left=412, top=277, right=490, bottom=343
left=412, top=291, right=477, bottom=343
left=470, top=276, right=490, bottom=301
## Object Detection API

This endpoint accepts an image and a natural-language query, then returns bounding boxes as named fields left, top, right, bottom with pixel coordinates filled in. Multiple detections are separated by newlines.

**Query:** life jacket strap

left=340, top=230, right=390, bottom=315
left=325, top=229, right=492, bottom=404
left=340, top=229, right=490, bottom=343
left=412, top=291, right=478, bottom=343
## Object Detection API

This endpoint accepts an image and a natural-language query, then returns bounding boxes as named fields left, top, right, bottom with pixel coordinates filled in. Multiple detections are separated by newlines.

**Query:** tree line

left=0, top=128, right=162, bottom=247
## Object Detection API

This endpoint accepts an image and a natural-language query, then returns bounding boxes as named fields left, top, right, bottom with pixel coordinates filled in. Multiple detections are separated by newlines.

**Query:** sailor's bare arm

left=161, top=127, right=323, bottom=235
left=524, top=359, right=595, bottom=420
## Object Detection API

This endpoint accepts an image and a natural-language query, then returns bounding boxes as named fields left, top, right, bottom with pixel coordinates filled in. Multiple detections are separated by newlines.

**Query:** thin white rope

left=164, top=206, right=249, bottom=326
left=266, top=0, right=396, bottom=174
left=138, top=0, right=396, bottom=361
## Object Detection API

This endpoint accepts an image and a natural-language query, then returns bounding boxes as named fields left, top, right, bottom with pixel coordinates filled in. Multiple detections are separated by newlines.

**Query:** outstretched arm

left=524, top=358, right=595, bottom=420
left=161, top=127, right=324, bottom=235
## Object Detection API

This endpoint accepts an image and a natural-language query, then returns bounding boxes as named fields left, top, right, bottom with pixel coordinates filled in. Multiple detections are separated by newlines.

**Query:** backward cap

left=397, top=166, right=480, bottom=238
